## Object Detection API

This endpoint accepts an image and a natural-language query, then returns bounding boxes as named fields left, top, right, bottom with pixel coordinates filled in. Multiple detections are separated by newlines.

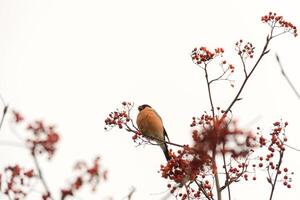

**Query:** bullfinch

left=136, top=104, right=171, bottom=161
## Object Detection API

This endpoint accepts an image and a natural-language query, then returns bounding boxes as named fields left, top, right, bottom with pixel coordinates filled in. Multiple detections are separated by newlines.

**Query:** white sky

left=1, top=0, right=300, bottom=199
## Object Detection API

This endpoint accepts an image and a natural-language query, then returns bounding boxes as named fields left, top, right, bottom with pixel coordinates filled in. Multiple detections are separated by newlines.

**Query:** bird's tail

left=160, top=142, right=171, bottom=161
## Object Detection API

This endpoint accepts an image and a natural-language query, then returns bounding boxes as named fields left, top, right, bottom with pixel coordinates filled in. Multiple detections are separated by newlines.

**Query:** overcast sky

left=1, top=0, right=300, bottom=200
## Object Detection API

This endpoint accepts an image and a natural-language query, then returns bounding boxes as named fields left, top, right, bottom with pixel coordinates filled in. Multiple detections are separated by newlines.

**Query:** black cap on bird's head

left=138, top=104, right=151, bottom=111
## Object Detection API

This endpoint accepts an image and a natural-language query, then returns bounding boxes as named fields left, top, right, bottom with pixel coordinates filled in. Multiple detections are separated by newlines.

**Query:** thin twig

left=126, top=187, right=136, bottom=200
left=125, top=124, right=187, bottom=149
left=205, top=63, right=221, bottom=199
left=210, top=148, right=221, bottom=200
left=204, top=64, right=216, bottom=119
left=195, top=180, right=213, bottom=200
left=284, top=143, right=300, bottom=151
left=32, top=154, right=54, bottom=200
left=6, top=191, right=13, bottom=200
left=275, top=53, right=300, bottom=99
left=0, top=104, right=8, bottom=130
left=269, top=151, right=284, bottom=200
left=221, top=148, right=231, bottom=200
left=220, top=155, right=250, bottom=191
left=209, top=68, right=230, bottom=84
left=223, top=34, right=272, bottom=116
left=204, top=63, right=221, bottom=199
left=239, top=54, right=248, bottom=78
left=184, top=184, right=191, bottom=200
left=4, top=173, right=13, bottom=200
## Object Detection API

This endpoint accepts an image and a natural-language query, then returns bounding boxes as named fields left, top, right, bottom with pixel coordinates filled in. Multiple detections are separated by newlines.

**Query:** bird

left=136, top=104, right=171, bottom=161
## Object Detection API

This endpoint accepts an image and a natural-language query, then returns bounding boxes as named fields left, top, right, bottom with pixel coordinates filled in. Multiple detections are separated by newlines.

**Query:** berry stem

left=269, top=151, right=284, bottom=200
left=222, top=147, right=231, bottom=200
left=204, top=64, right=216, bottom=119
left=32, top=153, right=54, bottom=200
left=223, top=34, right=272, bottom=117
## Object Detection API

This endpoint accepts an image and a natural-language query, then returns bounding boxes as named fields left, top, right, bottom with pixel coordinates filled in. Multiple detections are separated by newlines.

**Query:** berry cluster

left=191, top=47, right=224, bottom=65
left=161, top=147, right=199, bottom=184
left=235, top=40, right=255, bottom=59
left=192, top=117, right=256, bottom=159
left=12, top=111, right=60, bottom=159
left=12, top=110, right=24, bottom=123
left=104, top=102, right=143, bottom=142
left=104, top=102, right=132, bottom=130
left=60, top=156, right=108, bottom=200
left=191, top=47, right=235, bottom=88
left=161, top=147, right=214, bottom=200
left=223, top=157, right=255, bottom=187
left=255, top=121, right=293, bottom=188
left=1, top=165, right=35, bottom=200
left=261, top=12, right=298, bottom=37
left=26, top=120, right=60, bottom=159
left=161, top=116, right=256, bottom=199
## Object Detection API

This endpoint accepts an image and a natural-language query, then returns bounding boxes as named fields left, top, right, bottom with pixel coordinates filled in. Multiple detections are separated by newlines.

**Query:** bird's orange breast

left=136, top=107, right=164, bottom=140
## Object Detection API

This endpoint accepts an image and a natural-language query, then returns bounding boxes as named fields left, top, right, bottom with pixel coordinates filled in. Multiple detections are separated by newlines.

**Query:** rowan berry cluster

left=191, top=46, right=235, bottom=88
left=235, top=40, right=255, bottom=59
left=12, top=110, right=24, bottom=123
left=254, top=121, right=293, bottom=189
left=191, top=47, right=224, bottom=65
left=161, top=147, right=214, bottom=200
left=11, top=111, right=60, bottom=159
left=60, top=156, right=108, bottom=200
left=160, top=115, right=256, bottom=199
left=227, top=162, right=251, bottom=181
left=26, top=121, right=60, bottom=159
left=161, top=147, right=199, bottom=183
left=0, top=165, right=35, bottom=200
left=104, top=102, right=132, bottom=130
left=104, top=102, right=143, bottom=142
left=191, top=117, right=256, bottom=159
left=261, top=12, right=298, bottom=37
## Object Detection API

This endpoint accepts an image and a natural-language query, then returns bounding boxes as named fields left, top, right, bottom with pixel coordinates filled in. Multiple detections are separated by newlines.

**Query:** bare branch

left=275, top=53, right=300, bottom=99
left=125, top=187, right=136, bottom=200
left=0, top=93, right=8, bottom=131
left=269, top=151, right=284, bottom=200
left=223, top=34, right=273, bottom=117
left=32, top=154, right=54, bottom=200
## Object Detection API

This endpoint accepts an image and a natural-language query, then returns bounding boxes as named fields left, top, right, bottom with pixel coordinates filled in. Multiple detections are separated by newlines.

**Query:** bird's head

left=138, top=104, right=151, bottom=111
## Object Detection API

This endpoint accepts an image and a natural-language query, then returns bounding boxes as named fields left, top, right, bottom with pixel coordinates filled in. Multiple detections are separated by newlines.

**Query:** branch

left=269, top=151, right=284, bottom=200
left=239, top=54, right=248, bottom=78
left=32, top=153, right=54, bottom=200
left=124, top=123, right=187, bottom=149
left=0, top=93, right=8, bottom=131
left=209, top=68, right=230, bottom=84
left=275, top=53, right=300, bottom=99
left=204, top=64, right=216, bottom=119
left=126, top=187, right=136, bottom=200
left=195, top=180, right=214, bottom=200
left=221, top=148, right=231, bottom=200
left=284, top=143, right=300, bottom=151
left=223, top=35, right=272, bottom=116
left=220, top=155, right=250, bottom=191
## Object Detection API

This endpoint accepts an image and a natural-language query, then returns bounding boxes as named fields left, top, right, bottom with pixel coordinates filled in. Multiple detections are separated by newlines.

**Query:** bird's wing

left=163, top=127, right=170, bottom=142
left=152, top=109, right=162, bottom=121
left=152, top=109, right=170, bottom=142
